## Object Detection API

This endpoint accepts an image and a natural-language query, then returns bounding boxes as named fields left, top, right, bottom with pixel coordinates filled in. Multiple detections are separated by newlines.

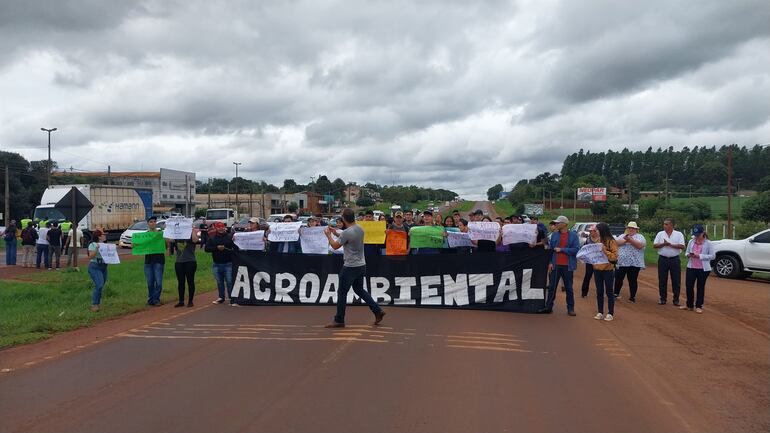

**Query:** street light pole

left=41, top=127, right=57, bottom=187
left=233, top=162, right=242, bottom=218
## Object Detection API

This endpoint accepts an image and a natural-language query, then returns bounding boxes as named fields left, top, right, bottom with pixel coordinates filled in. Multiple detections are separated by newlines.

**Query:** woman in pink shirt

left=681, top=224, right=715, bottom=313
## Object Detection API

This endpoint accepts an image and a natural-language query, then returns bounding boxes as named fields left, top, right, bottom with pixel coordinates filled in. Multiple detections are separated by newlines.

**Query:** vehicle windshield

left=207, top=210, right=229, bottom=220
left=33, top=207, right=67, bottom=221
left=128, top=221, right=149, bottom=230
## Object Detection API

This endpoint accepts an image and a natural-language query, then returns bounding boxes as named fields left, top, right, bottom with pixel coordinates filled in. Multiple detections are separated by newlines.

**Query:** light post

left=41, top=127, right=57, bottom=187
left=233, top=162, right=242, bottom=218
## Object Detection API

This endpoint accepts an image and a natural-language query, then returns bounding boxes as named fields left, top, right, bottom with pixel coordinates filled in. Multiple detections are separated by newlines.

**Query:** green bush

left=736, top=220, right=769, bottom=239
left=742, top=191, right=770, bottom=223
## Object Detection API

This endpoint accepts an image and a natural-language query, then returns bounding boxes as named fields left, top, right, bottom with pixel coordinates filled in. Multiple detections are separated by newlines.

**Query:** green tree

left=288, top=201, right=299, bottom=213
left=486, top=184, right=504, bottom=201
left=757, top=175, right=770, bottom=192
left=742, top=192, right=770, bottom=223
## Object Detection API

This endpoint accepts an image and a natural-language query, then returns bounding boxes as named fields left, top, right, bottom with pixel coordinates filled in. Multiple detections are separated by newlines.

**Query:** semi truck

left=31, top=185, right=153, bottom=241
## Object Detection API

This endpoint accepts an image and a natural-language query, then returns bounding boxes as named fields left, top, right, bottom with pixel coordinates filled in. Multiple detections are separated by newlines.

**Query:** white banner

left=0, top=226, right=5, bottom=237
left=163, top=217, right=194, bottom=240
left=97, top=242, right=121, bottom=264
left=447, top=231, right=473, bottom=248
left=300, top=226, right=329, bottom=255
left=576, top=243, right=609, bottom=265
left=233, top=231, right=265, bottom=251
left=267, top=222, right=302, bottom=242
left=502, top=224, right=537, bottom=245
left=468, top=222, right=500, bottom=242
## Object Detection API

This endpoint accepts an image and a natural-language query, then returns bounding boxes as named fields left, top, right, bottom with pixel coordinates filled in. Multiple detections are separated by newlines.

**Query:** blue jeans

left=594, top=269, right=615, bottom=315
left=36, top=244, right=50, bottom=268
left=334, top=265, right=383, bottom=324
left=144, top=263, right=165, bottom=304
left=88, top=262, right=108, bottom=305
left=212, top=262, right=234, bottom=300
left=5, top=240, right=17, bottom=265
left=546, top=265, right=575, bottom=312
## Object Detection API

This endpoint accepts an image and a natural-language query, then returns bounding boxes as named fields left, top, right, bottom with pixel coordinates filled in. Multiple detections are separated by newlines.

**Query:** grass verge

left=0, top=250, right=215, bottom=348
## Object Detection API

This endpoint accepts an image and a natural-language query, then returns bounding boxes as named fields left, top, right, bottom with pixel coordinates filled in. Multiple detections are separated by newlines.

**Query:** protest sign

left=131, top=231, right=166, bottom=255
left=267, top=222, right=302, bottom=242
left=576, top=243, right=609, bottom=265
left=502, top=224, right=537, bottom=245
left=97, top=242, right=121, bottom=264
left=231, top=249, right=549, bottom=313
left=299, top=226, right=329, bottom=255
left=163, top=217, right=193, bottom=240
left=447, top=231, right=473, bottom=248
left=0, top=226, right=5, bottom=237
left=233, top=231, right=265, bottom=251
left=358, top=221, right=387, bottom=244
left=385, top=230, right=408, bottom=255
left=468, top=222, right=500, bottom=241
left=409, top=226, right=445, bottom=248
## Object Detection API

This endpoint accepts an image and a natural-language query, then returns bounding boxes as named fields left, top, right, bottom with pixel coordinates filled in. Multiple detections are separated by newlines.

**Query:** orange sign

left=385, top=230, right=408, bottom=256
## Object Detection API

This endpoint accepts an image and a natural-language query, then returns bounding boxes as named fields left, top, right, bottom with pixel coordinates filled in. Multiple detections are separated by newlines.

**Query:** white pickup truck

left=711, top=229, right=770, bottom=278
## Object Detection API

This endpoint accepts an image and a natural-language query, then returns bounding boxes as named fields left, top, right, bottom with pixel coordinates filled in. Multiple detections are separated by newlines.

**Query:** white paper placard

left=163, top=217, right=194, bottom=240
left=98, top=242, right=121, bottom=264
left=330, top=233, right=344, bottom=254
left=502, top=224, right=537, bottom=245
left=447, top=231, right=473, bottom=248
left=468, top=222, right=501, bottom=241
left=0, top=226, right=5, bottom=237
left=233, top=231, right=265, bottom=251
left=300, top=226, right=329, bottom=255
left=576, top=243, right=609, bottom=265
left=267, top=222, right=302, bottom=242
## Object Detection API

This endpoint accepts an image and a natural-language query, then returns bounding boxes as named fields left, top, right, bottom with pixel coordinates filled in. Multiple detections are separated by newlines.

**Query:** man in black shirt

left=205, top=221, right=238, bottom=305
left=46, top=222, right=63, bottom=270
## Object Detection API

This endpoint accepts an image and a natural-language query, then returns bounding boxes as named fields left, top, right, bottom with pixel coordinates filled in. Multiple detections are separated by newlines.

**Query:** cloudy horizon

left=1, top=0, right=769, bottom=199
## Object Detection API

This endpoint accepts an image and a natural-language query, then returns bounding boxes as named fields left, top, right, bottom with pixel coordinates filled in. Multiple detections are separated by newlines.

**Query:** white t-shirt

left=68, top=228, right=84, bottom=247
left=36, top=228, right=50, bottom=245
left=654, top=230, right=685, bottom=257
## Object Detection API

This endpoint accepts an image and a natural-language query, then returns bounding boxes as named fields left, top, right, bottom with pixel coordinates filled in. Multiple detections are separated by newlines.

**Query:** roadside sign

left=577, top=187, right=607, bottom=202
left=54, top=187, right=93, bottom=223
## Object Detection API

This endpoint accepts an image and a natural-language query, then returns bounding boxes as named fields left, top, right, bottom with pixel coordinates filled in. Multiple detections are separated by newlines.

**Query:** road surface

left=1, top=260, right=767, bottom=433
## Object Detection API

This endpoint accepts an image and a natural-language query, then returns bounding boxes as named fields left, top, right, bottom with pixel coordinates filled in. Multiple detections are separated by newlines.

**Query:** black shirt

left=205, top=233, right=236, bottom=264
left=47, top=228, right=62, bottom=247
left=476, top=240, right=496, bottom=252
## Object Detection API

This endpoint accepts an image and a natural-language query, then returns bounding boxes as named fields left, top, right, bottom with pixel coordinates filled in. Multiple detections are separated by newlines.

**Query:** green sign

left=409, top=226, right=445, bottom=248
left=132, top=231, right=166, bottom=255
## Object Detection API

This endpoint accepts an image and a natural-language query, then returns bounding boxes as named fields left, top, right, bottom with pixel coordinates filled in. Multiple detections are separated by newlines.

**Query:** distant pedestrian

left=539, top=215, right=579, bottom=316
left=144, top=216, right=166, bottom=306
left=4, top=219, right=18, bottom=266
left=46, top=222, right=63, bottom=270
left=592, top=223, right=618, bottom=322
left=653, top=218, right=685, bottom=306
left=173, top=228, right=200, bottom=308
left=205, top=221, right=238, bottom=305
left=36, top=222, right=51, bottom=269
left=66, top=225, right=85, bottom=267
left=20, top=222, right=37, bottom=267
left=87, top=230, right=109, bottom=312
left=323, top=208, right=385, bottom=328
left=680, top=224, right=715, bottom=314
left=613, top=221, right=646, bottom=303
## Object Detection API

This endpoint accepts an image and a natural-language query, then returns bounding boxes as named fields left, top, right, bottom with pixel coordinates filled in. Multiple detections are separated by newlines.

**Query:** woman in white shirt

left=680, top=224, right=715, bottom=314
left=613, top=222, right=647, bottom=303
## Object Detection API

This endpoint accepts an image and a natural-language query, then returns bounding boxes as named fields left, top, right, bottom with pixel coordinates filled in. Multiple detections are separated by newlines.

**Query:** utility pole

left=41, top=127, right=57, bottom=187
left=207, top=178, right=212, bottom=209
left=233, top=162, right=242, bottom=218
left=4, top=165, right=9, bottom=226
left=185, top=175, right=190, bottom=217
left=727, top=146, right=733, bottom=239
left=249, top=184, right=253, bottom=217
left=107, top=165, right=111, bottom=185
left=664, top=173, right=669, bottom=205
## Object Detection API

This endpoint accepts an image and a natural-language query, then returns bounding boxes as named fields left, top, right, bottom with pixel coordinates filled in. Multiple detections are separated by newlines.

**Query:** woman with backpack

left=593, top=223, right=619, bottom=322
left=20, top=222, right=38, bottom=268
left=87, top=230, right=109, bottom=312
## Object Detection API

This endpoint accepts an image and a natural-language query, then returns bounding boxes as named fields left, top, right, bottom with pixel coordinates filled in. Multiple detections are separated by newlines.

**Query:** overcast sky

left=1, top=0, right=768, bottom=199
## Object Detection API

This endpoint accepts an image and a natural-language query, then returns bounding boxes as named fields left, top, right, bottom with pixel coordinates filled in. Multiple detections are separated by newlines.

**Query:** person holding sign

left=539, top=216, right=580, bottom=316
left=592, top=223, right=619, bottom=322
left=323, top=208, right=385, bottom=328
left=172, top=227, right=200, bottom=308
left=87, top=230, right=109, bottom=312
left=205, top=222, right=238, bottom=305
left=268, top=214, right=302, bottom=253
left=143, top=216, right=166, bottom=306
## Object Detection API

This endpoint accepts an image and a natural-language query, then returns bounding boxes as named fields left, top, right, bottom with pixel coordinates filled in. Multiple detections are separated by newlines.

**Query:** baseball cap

left=147, top=216, right=157, bottom=222
left=249, top=217, right=259, bottom=223
left=692, top=224, right=705, bottom=235
left=394, top=211, right=404, bottom=217
left=213, top=221, right=226, bottom=229
left=626, top=221, right=639, bottom=229
left=551, top=215, right=569, bottom=224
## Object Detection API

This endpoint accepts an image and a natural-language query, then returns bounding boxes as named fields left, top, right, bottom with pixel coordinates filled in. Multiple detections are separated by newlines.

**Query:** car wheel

left=714, top=254, right=740, bottom=278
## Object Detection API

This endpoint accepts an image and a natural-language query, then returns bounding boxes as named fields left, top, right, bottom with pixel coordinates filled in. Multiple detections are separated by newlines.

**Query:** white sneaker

left=604, top=314, right=614, bottom=322
left=212, top=298, right=224, bottom=304
left=594, top=313, right=604, bottom=320
left=695, top=308, right=703, bottom=314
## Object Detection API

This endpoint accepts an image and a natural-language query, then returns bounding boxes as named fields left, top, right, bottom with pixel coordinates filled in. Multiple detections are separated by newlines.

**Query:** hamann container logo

left=98, top=202, right=140, bottom=213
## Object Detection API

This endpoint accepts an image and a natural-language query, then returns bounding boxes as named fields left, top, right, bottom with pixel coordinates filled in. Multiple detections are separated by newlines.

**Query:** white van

left=372, top=210, right=385, bottom=220
left=206, top=208, right=236, bottom=228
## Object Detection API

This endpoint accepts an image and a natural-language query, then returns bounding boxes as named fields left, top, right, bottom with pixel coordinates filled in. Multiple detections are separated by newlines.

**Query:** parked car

left=571, top=222, right=599, bottom=246
left=231, top=217, right=251, bottom=232
left=118, top=219, right=166, bottom=248
left=711, top=229, right=770, bottom=278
